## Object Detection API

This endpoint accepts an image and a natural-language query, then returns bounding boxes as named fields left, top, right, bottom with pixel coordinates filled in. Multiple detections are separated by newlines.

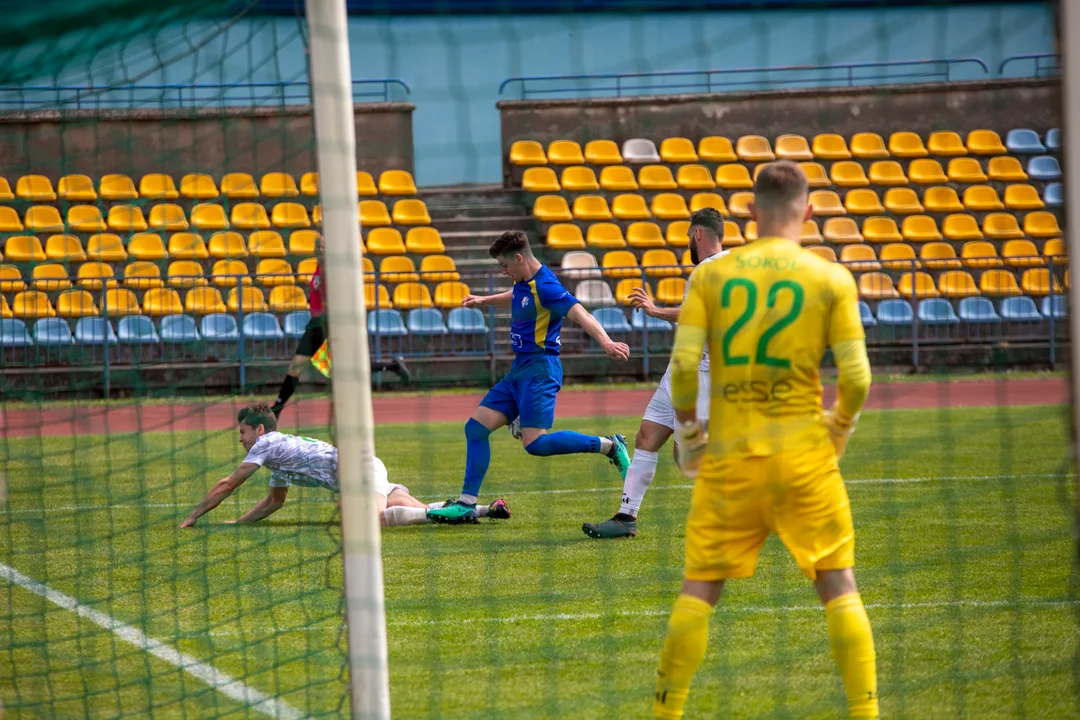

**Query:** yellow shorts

left=684, top=442, right=854, bottom=582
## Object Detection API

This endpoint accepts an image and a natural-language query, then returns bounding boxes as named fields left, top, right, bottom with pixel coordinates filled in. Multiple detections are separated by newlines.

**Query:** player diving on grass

left=652, top=162, right=877, bottom=719
left=178, top=402, right=511, bottom=528
left=582, top=207, right=726, bottom=539
left=426, top=230, right=633, bottom=525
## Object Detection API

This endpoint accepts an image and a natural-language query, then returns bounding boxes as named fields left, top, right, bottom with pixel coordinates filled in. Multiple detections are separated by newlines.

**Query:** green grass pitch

left=1, top=404, right=1076, bottom=718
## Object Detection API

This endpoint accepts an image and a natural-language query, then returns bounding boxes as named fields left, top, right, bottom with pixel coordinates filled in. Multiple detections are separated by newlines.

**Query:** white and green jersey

left=243, top=431, right=390, bottom=495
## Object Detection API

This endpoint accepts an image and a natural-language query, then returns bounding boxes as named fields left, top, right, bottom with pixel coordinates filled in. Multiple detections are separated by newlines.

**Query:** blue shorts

left=480, top=354, right=563, bottom=429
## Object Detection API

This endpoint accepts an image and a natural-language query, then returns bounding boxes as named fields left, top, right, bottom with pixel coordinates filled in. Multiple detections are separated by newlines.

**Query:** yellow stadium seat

left=227, top=286, right=268, bottom=313
left=254, top=258, right=295, bottom=286
left=639, top=165, right=678, bottom=191
left=13, top=291, right=56, bottom=318
left=140, top=173, right=179, bottom=200
left=426, top=281, right=466, bottom=309
left=533, top=195, right=572, bottom=222
left=184, top=287, right=226, bottom=314
left=270, top=202, right=310, bottom=229
left=862, top=216, right=904, bottom=244
left=988, top=156, right=1028, bottom=182
left=800, top=220, right=824, bottom=245
left=858, top=272, right=899, bottom=300
left=774, top=134, right=813, bottom=161
left=615, top=278, right=653, bottom=306
left=928, top=131, right=967, bottom=156
left=419, top=255, right=460, bottom=282
left=962, top=185, right=1004, bottom=211
left=659, top=137, right=698, bottom=163
left=180, top=173, right=219, bottom=200
left=359, top=199, right=392, bottom=227
left=587, top=223, right=627, bottom=249
left=255, top=172, right=297, bottom=199
left=840, top=245, right=880, bottom=271
left=698, top=136, right=737, bottom=163
left=844, top=189, right=884, bottom=214
left=573, top=195, right=612, bottom=221
left=100, top=174, right=138, bottom=201
left=744, top=221, right=759, bottom=242
left=366, top=227, right=407, bottom=255
left=167, top=260, right=207, bottom=289
left=677, top=165, right=716, bottom=190
left=888, top=131, right=929, bottom=158
left=920, top=242, right=962, bottom=270
left=808, top=246, right=837, bottom=262
left=666, top=221, right=690, bottom=247
left=980, top=269, right=1022, bottom=297
left=641, top=249, right=681, bottom=278
left=231, top=202, right=271, bottom=230
left=102, top=288, right=140, bottom=316
left=627, top=222, right=666, bottom=249
left=909, top=159, right=948, bottom=185
left=599, top=166, right=638, bottom=192
left=128, top=233, right=168, bottom=261
left=689, top=192, right=726, bottom=215
left=124, top=261, right=164, bottom=289
left=295, top=258, right=318, bottom=284
left=16, top=175, right=56, bottom=202
left=650, top=193, right=689, bottom=221
left=901, top=215, right=943, bottom=242
left=523, top=167, right=560, bottom=192
left=585, top=140, right=622, bottom=165
left=923, top=186, right=964, bottom=213
left=211, top=259, right=250, bottom=287
left=961, top=241, right=1003, bottom=269
left=191, top=203, right=229, bottom=231
left=248, top=230, right=287, bottom=259
left=898, top=271, right=939, bottom=298
left=56, top=289, right=97, bottom=318
left=25, top=206, right=63, bottom=232
left=391, top=282, right=433, bottom=310
left=983, top=213, right=1024, bottom=240
left=548, top=140, right=585, bottom=165
left=0, top=178, right=10, bottom=203
left=405, top=227, right=444, bottom=255
left=311, top=204, right=323, bottom=226
left=722, top=221, right=745, bottom=248
left=1020, top=268, right=1063, bottom=297
left=1024, top=211, right=1062, bottom=239
left=938, top=270, right=979, bottom=298
left=300, top=171, right=319, bottom=197
left=149, top=203, right=189, bottom=231
left=289, top=229, right=320, bottom=257
left=823, top=217, right=864, bottom=244
left=1043, top=238, right=1067, bottom=263
left=356, top=171, right=378, bottom=197
left=966, top=129, right=1007, bottom=155
left=265, top=285, right=306, bottom=313
left=378, top=170, right=417, bottom=196
left=799, top=162, right=831, bottom=188
left=32, top=264, right=71, bottom=291
left=850, top=133, right=889, bottom=159
left=0, top=264, right=24, bottom=292
left=1003, top=184, right=1044, bottom=211
left=736, top=135, right=775, bottom=162
left=1002, top=239, right=1043, bottom=268
left=44, top=234, right=85, bottom=262
left=942, top=214, right=983, bottom=241
left=206, top=230, right=248, bottom=260
left=869, top=161, right=908, bottom=186
left=105, top=205, right=145, bottom=232
left=561, top=166, right=599, bottom=191
left=879, top=243, right=918, bottom=271
left=811, top=134, right=851, bottom=160
left=221, top=173, right=259, bottom=199
left=4, top=235, right=45, bottom=262
left=714, top=164, right=754, bottom=190
left=884, top=188, right=923, bottom=214
left=58, top=174, right=97, bottom=201
left=721, top=191, right=749, bottom=219
left=656, top=276, right=687, bottom=305
left=602, top=250, right=640, bottom=279
left=510, top=140, right=546, bottom=166
left=364, top=284, right=392, bottom=310
left=947, top=158, right=987, bottom=183
left=87, top=233, right=127, bottom=262
left=809, top=190, right=845, bottom=216
left=831, top=161, right=869, bottom=188
left=377, top=256, right=418, bottom=283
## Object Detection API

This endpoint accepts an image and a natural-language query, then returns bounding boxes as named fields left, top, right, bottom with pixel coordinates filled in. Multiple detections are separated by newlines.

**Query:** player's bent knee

left=524, top=435, right=554, bottom=456
left=813, top=567, right=858, bottom=604
left=464, top=417, right=492, bottom=441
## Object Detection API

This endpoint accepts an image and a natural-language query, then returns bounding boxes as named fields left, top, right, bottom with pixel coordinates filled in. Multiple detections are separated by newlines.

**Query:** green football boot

left=605, top=434, right=631, bottom=480
left=582, top=514, right=637, bottom=539
left=426, top=500, right=479, bottom=525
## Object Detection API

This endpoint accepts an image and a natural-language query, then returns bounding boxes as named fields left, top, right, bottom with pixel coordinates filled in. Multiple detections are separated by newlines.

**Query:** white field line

left=0, top=562, right=303, bottom=720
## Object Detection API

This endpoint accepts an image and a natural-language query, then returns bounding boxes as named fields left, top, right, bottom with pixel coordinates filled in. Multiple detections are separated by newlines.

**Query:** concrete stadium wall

left=0, top=103, right=415, bottom=181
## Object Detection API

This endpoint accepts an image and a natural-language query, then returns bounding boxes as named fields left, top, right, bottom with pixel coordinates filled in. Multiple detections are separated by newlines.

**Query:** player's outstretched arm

left=567, top=303, right=630, bottom=360
left=628, top=287, right=681, bottom=323
left=824, top=268, right=872, bottom=459
left=178, top=462, right=260, bottom=528
left=462, top=290, right=513, bottom=308
left=228, top=486, right=289, bottom=524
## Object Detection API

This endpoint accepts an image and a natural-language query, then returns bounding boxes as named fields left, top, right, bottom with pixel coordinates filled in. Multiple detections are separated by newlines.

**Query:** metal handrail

left=998, top=53, right=1060, bottom=78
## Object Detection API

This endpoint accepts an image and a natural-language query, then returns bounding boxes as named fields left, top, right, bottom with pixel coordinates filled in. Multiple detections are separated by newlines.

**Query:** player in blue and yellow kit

left=428, top=231, right=632, bottom=524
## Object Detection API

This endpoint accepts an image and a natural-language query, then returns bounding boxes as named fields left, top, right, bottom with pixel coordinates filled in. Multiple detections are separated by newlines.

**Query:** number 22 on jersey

left=720, top=278, right=804, bottom=369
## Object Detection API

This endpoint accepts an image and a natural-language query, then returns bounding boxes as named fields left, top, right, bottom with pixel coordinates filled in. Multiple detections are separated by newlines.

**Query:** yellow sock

left=825, top=592, right=879, bottom=719
left=654, top=594, right=713, bottom=720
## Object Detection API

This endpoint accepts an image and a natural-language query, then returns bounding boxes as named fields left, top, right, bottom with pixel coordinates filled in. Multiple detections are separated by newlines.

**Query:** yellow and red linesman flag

left=311, top=341, right=332, bottom=378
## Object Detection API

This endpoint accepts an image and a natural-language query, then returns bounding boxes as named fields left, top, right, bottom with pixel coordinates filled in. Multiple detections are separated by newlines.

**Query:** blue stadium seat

left=368, top=309, right=407, bottom=337
left=33, top=318, right=73, bottom=346
left=876, top=299, right=913, bottom=325
left=242, top=312, right=284, bottom=340
left=161, top=314, right=201, bottom=343
left=958, top=297, right=999, bottom=323
left=1044, top=183, right=1063, bottom=208
left=1028, top=155, right=1062, bottom=181
left=74, top=317, right=117, bottom=345
left=916, top=298, right=959, bottom=325
left=283, top=311, right=310, bottom=339
left=0, top=318, right=33, bottom=347
left=447, top=307, right=487, bottom=335
left=594, top=307, right=632, bottom=334
left=1041, top=295, right=1067, bottom=319
left=999, top=296, right=1042, bottom=321
left=118, top=315, right=160, bottom=344
left=630, top=307, right=672, bottom=331
left=200, top=313, right=239, bottom=340
left=858, top=300, right=876, bottom=327
left=1046, top=128, right=1061, bottom=152
left=407, top=308, right=448, bottom=336
left=1005, top=129, right=1045, bottom=154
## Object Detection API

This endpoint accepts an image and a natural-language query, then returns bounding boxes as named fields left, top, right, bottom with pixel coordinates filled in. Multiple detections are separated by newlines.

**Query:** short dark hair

left=237, top=401, right=277, bottom=432
left=488, top=231, right=531, bottom=259
left=753, top=161, right=809, bottom=209
left=688, top=207, right=725, bottom=238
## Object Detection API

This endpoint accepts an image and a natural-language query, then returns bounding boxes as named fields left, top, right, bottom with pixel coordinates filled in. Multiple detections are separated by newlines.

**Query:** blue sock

left=461, top=418, right=492, bottom=500
left=524, top=431, right=601, bottom=457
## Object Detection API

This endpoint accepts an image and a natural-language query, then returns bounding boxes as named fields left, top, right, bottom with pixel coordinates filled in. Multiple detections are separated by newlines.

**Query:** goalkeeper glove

left=823, top=403, right=859, bottom=460
left=674, top=419, right=709, bottom=479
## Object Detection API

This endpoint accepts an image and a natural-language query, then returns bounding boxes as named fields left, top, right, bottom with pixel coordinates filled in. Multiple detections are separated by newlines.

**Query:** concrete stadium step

left=427, top=204, right=529, bottom=221
left=432, top=215, right=533, bottom=234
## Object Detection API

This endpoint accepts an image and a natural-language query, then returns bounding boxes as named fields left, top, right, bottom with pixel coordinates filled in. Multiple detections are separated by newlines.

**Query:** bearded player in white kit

left=178, top=401, right=511, bottom=528
left=582, top=208, right=725, bottom=539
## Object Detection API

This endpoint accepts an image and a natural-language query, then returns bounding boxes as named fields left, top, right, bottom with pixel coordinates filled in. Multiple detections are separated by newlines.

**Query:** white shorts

left=642, top=365, right=712, bottom=431
left=370, top=457, right=409, bottom=498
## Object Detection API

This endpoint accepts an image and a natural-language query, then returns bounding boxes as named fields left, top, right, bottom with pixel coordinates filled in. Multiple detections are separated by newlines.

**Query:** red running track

left=0, top=378, right=1067, bottom=439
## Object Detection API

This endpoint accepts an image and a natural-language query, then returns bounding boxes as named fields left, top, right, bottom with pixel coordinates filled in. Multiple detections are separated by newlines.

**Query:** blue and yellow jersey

left=510, top=265, right=579, bottom=355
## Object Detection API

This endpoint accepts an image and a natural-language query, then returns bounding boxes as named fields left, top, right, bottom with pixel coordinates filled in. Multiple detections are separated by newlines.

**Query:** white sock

left=458, top=493, right=478, bottom=505
left=476, top=504, right=489, bottom=518
left=598, top=436, right=613, bottom=455
left=427, top=500, right=446, bottom=509
left=619, top=449, right=659, bottom=517
left=382, top=506, right=429, bottom=526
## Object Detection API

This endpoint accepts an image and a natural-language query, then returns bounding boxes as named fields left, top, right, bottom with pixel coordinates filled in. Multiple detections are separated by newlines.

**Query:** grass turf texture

left=1, top=404, right=1076, bottom=718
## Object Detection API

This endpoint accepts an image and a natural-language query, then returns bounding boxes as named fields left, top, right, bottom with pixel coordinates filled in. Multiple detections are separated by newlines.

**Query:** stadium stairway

left=419, top=186, right=530, bottom=268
